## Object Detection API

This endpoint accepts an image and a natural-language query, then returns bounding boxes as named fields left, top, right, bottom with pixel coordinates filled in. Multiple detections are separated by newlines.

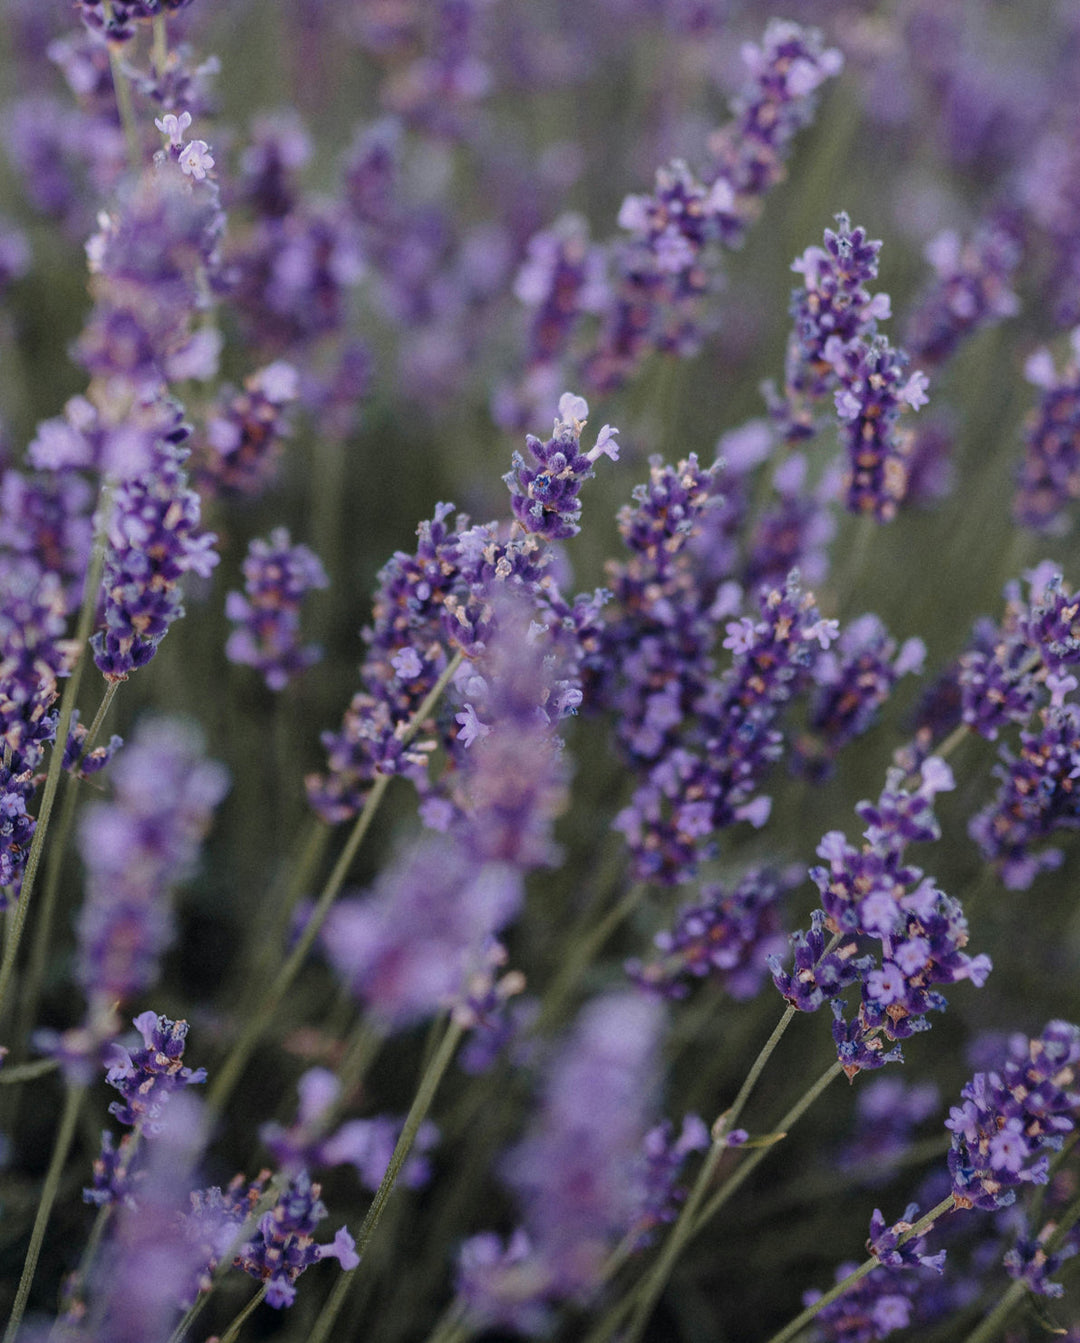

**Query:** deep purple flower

left=784, top=213, right=889, bottom=410
left=504, top=393, right=619, bottom=540
left=867, top=1204, right=946, bottom=1273
left=958, top=565, right=1080, bottom=741
left=598, top=452, right=727, bottom=766
left=234, top=1171, right=358, bottom=1308
left=0, top=462, right=94, bottom=605
left=627, top=1114, right=710, bottom=1250
left=76, top=1093, right=213, bottom=1343
left=804, top=1259, right=920, bottom=1342
left=583, top=21, right=842, bottom=394
left=1002, top=1216, right=1079, bottom=1297
left=946, top=1020, right=1080, bottom=1211
left=225, top=527, right=328, bottom=690
left=795, top=615, right=925, bottom=781
left=614, top=575, right=838, bottom=884
left=904, top=218, right=1021, bottom=367
left=103, top=1012, right=206, bottom=1131
left=627, top=866, right=794, bottom=1001
left=969, top=704, right=1080, bottom=889
left=75, top=717, right=229, bottom=1010
left=194, top=361, right=299, bottom=497
left=1016, top=326, right=1080, bottom=535
left=769, top=911, right=874, bottom=1015
left=309, top=399, right=603, bottom=827
left=0, top=557, right=79, bottom=899
left=91, top=437, right=219, bottom=680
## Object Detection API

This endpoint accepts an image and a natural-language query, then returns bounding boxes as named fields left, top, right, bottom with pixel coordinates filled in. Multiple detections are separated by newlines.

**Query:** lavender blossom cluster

left=6, top=3, right=1080, bottom=1343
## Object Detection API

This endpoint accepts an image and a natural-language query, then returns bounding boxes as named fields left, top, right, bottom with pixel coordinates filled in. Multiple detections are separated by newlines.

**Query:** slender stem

left=0, top=526, right=108, bottom=1030
left=105, top=42, right=141, bottom=170
left=615, top=1005, right=798, bottom=1343
left=533, top=882, right=645, bottom=1034
left=207, top=652, right=465, bottom=1115
left=694, top=1061, right=844, bottom=1231
left=16, top=680, right=121, bottom=1058
left=306, top=1018, right=465, bottom=1343
left=763, top=1195, right=957, bottom=1343
left=216, top=1285, right=267, bottom=1343
left=152, top=13, right=168, bottom=72
left=0, top=1058, right=58, bottom=1085
left=76, top=681, right=121, bottom=764
left=3, top=1084, right=86, bottom=1343
left=584, top=1059, right=845, bottom=1343
left=421, top=1305, right=470, bottom=1343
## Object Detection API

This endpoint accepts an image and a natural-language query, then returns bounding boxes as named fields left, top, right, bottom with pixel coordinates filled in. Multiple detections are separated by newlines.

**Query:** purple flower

left=75, top=717, right=229, bottom=1009
left=969, top=704, right=1080, bottom=888
left=459, top=993, right=665, bottom=1325
left=224, top=527, right=328, bottom=690
left=76, top=1093, right=213, bottom=1343
left=583, top=21, right=842, bottom=394
left=946, top=1020, right=1080, bottom=1211
left=77, top=159, right=224, bottom=388
left=504, top=393, right=620, bottom=540
left=804, top=1260, right=921, bottom=1342
left=867, top=1204, right=946, bottom=1273
left=103, top=1012, right=206, bottom=1132
left=614, top=575, right=837, bottom=884
left=320, top=833, right=523, bottom=1030
left=260, top=1067, right=439, bottom=1191
left=795, top=615, right=925, bottom=781
left=835, top=1076, right=940, bottom=1181
left=194, top=361, right=299, bottom=497
left=627, top=1114, right=710, bottom=1250
left=91, top=436, right=219, bottom=680
left=627, top=866, right=794, bottom=1001
left=233, top=1171, right=357, bottom=1308
left=1015, top=326, right=1080, bottom=534
left=904, top=217, right=1021, bottom=367
left=1003, top=1216, right=1080, bottom=1298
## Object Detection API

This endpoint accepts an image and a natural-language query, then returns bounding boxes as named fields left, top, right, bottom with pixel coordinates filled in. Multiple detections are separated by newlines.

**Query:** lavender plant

left=5, top=3, right=1080, bottom=1342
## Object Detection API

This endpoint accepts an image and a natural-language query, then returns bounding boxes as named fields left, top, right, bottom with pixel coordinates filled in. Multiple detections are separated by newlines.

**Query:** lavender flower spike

left=504, top=392, right=619, bottom=540
left=225, top=527, right=329, bottom=690
left=75, top=717, right=229, bottom=1012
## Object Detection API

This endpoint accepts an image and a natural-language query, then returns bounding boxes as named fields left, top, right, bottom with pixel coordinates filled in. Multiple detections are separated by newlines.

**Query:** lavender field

left=3, top=2, right=1080, bottom=1340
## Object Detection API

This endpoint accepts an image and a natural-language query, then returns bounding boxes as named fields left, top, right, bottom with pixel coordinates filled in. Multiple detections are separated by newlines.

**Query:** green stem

left=104, top=39, right=141, bottom=170
left=207, top=652, right=465, bottom=1114
left=421, top=1305, right=470, bottom=1343
left=763, top=1195, right=957, bottom=1343
left=0, top=523, right=108, bottom=1030
left=17, top=682, right=120, bottom=1059
left=0, top=1058, right=58, bottom=1085
left=619, top=1005, right=798, bottom=1342
left=152, top=13, right=168, bottom=72
left=585, top=1059, right=845, bottom=1343
left=216, top=1285, right=267, bottom=1343
left=694, top=1060, right=844, bottom=1232
left=306, top=1018, right=465, bottom=1343
left=4, top=1084, right=86, bottom=1343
